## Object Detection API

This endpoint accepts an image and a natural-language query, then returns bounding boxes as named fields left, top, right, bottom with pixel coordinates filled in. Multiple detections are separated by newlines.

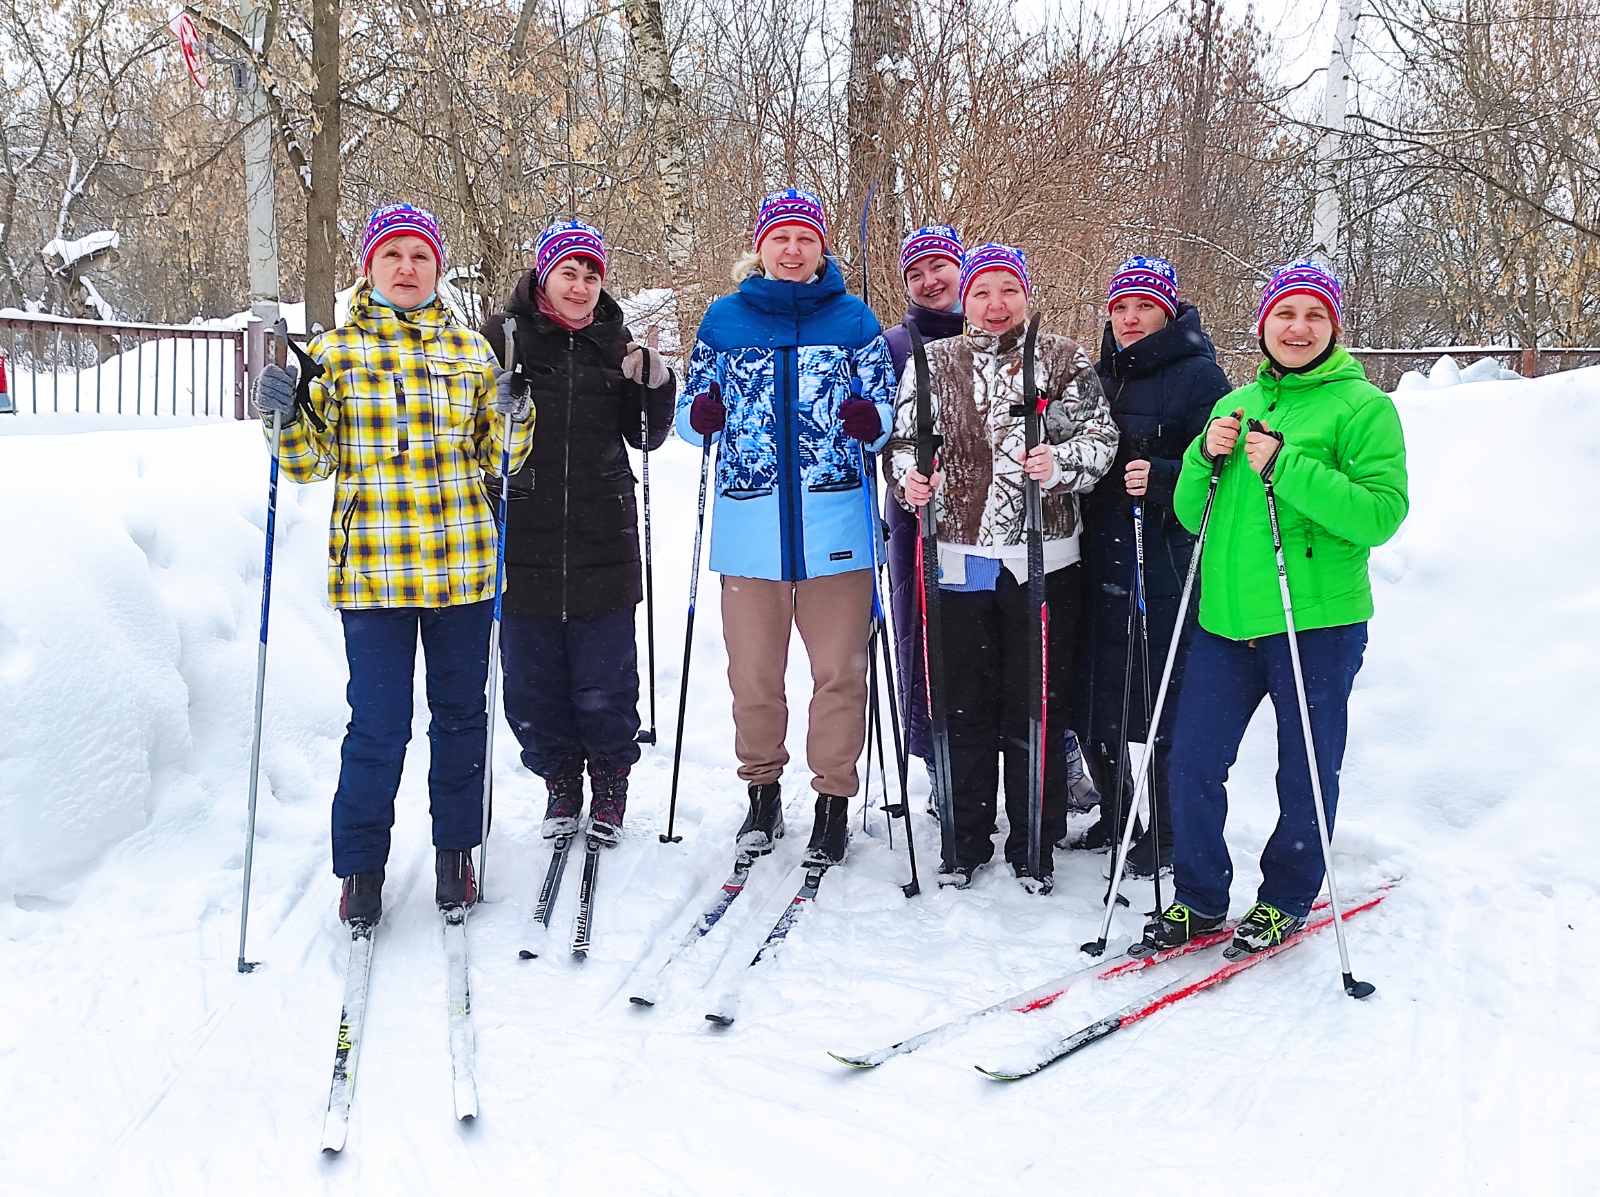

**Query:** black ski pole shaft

left=1253, top=419, right=1374, bottom=999
left=1132, top=496, right=1163, bottom=914
left=663, top=383, right=717, bottom=844
left=637, top=348, right=657, bottom=745
left=909, top=322, right=956, bottom=870
left=237, top=316, right=288, bottom=974
left=477, top=320, right=520, bottom=900
left=1085, top=435, right=1231, bottom=956
left=1016, top=313, right=1046, bottom=885
left=858, top=440, right=919, bottom=896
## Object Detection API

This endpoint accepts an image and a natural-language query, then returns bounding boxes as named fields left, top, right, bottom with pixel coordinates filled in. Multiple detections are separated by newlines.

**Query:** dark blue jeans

left=331, top=601, right=493, bottom=877
left=1168, top=623, right=1368, bottom=919
left=500, top=607, right=641, bottom=778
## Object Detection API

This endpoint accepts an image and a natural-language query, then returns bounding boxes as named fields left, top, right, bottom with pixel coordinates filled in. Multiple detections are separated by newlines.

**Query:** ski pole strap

left=1245, top=418, right=1285, bottom=483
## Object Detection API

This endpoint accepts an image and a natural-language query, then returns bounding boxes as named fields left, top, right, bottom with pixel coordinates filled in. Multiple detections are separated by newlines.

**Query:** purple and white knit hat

left=1107, top=255, right=1179, bottom=319
left=900, top=225, right=964, bottom=276
left=360, top=203, right=446, bottom=276
left=535, top=219, right=607, bottom=288
left=959, top=243, right=1031, bottom=306
left=753, top=188, right=828, bottom=252
left=1257, top=258, right=1343, bottom=335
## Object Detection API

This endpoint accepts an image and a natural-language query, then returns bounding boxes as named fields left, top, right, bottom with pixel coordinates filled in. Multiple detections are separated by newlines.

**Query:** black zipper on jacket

left=561, top=331, right=574, bottom=622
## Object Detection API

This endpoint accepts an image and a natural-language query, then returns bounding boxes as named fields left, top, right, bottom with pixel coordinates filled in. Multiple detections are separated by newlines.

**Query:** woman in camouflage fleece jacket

left=887, top=243, right=1118, bottom=890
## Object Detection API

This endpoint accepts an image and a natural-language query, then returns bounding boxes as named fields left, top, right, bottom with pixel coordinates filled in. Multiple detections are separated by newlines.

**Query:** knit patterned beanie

left=359, top=203, right=446, bottom=276
left=1107, top=255, right=1179, bottom=319
left=535, top=219, right=608, bottom=288
left=959, top=243, right=1031, bottom=306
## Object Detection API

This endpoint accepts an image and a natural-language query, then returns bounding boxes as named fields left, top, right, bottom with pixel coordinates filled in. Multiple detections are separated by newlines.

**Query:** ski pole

left=238, top=317, right=323, bottom=973
left=1084, top=431, right=1232, bottom=957
left=1015, top=313, right=1047, bottom=886
left=1131, top=491, right=1163, bottom=915
left=662, top=382, right=718, bottom=844
left=477, top=320, right=521, bottom=900
left=858, top=437, right=920, bottom=898
left=636, top=347, right=658, bottom=745
left=1254, top=419, right=1374, bottom=1000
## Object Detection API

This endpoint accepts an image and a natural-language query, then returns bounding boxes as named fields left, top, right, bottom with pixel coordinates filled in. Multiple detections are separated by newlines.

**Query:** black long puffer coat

left=482, top=277, right=675, bottom=619
left=1073, top=302, right=1231, bottom=755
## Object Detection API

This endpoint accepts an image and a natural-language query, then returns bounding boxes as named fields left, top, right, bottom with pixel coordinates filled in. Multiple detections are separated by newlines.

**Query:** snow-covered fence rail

left=0, top=314, right=247, bottom=419
left=1214, top=344, right=1600, bottom=390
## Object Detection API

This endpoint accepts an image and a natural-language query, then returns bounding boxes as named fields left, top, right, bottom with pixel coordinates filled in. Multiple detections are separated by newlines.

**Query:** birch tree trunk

left=622, top=0, right=695, bottom=338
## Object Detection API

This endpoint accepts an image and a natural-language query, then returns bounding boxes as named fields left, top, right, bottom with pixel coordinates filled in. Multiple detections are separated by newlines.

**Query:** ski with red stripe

left=826, top=891, right=1349, bottom=1069
left=974, top=887, right=1392, bottom=1081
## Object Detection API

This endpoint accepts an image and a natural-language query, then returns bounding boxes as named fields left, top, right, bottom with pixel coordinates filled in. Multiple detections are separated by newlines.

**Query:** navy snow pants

left=1168, top=622, right=1368, bottom=919
left=331, top=601, right=493, bottom=877
left=499, top=606, right=642, bottom=777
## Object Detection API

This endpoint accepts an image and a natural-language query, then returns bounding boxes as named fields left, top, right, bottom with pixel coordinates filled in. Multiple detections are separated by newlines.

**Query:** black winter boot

left=736, top=782, right=784, bottom=856
left=587, top=759, right=628, bottom=847
left=1140, top=901, right=1226, bottom=952
left=435, top=849, right=477, bottom=911
left=803, top=795, right=850, bottom=867
left=339, top=870, right=384, bottom=927
left=542, top=759, right=585, bottom=840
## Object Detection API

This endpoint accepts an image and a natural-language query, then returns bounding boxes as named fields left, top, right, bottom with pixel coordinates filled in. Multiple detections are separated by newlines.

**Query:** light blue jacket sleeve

left=676, top=336, right=721, bottom=446
left=853, top=333, right=894, bottom=454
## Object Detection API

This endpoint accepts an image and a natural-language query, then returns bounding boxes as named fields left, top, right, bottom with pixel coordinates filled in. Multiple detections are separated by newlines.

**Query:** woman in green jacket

left=1141, top=260, right=1408, bottom=956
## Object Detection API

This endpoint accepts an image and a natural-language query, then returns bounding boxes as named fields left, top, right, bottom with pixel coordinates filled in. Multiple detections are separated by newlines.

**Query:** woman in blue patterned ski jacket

left=676, top=187, right=894, bottom=867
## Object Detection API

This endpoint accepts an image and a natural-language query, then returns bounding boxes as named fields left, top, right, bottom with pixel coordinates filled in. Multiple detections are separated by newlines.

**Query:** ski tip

left=518, top=948, right=538, bottom=960
left=705, top=1013, right=735, bottom=1028
left=827, top=1051, right=876, bottom=1070
left=628, top=995, right=655, bottom=1008
left=974, top=1064, right=1025, bottom=1082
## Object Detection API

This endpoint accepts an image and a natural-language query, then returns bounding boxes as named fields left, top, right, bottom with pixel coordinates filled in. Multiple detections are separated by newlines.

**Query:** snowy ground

left=2, top=367, right=1596, bottom=1196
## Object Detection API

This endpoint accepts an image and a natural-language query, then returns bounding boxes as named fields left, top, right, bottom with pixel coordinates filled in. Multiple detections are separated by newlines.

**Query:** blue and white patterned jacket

left=677, top=259, right=894, bottom=581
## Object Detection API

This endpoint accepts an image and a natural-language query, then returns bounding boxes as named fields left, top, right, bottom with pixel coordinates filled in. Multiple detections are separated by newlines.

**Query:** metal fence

left=0, top=314, right=247, bottom=418
left=1216, top=344, right=1600, bottom=391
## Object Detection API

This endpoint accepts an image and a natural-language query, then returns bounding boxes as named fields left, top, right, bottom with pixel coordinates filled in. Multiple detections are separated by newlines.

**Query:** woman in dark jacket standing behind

left=1071, top=256, right=1231, bottom=876
left=483, top=219, right=676, bottom=845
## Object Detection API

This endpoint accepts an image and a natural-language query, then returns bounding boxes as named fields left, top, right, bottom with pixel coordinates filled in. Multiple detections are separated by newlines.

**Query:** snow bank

left=0, top=425, right=343, bottom=901
left=1394, top=352, right=1522, bottom=391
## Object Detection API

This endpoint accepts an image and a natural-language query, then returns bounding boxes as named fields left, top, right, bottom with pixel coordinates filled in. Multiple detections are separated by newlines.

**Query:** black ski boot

left=1141, top=901, right=1226, bottom=951
left=1012, top=862, right=1054, bottom=896
left=736, top=782, right=784, bottom=856
left=802, top=794, right=850, bottom=867
left=936, top=862, right=978, bottom=890
left=587, top=759, right=628, bottom=847
left=435, top=849, right=477, bottom=911
left=542, top=759, right=585, bottom=840
left=339, top=870, right=384, bottom=926
left=1230, top=901, right=1304, bottom=955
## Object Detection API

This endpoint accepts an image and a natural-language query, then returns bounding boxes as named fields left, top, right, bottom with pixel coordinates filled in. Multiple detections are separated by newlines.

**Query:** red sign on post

left=168, top=11, right=210, bottom=90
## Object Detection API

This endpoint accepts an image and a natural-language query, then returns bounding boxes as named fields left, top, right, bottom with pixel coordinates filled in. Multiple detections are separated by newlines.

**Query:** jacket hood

left=736, top=257, right=848, bottom=317
left=1097, top=302, right=1217, bottom=381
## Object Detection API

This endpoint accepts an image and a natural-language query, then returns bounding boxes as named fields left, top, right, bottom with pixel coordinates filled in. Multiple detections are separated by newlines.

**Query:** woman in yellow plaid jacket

left=254, top=203, right=533, bottom=928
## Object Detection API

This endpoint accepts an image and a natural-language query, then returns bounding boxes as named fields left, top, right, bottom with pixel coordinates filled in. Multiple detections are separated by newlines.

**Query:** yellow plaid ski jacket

left=272, top=285, right=535, bottom=609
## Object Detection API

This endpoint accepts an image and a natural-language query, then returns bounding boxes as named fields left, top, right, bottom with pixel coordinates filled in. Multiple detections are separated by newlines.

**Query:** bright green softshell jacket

left=1174, top=347, right=1409, bottom=641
